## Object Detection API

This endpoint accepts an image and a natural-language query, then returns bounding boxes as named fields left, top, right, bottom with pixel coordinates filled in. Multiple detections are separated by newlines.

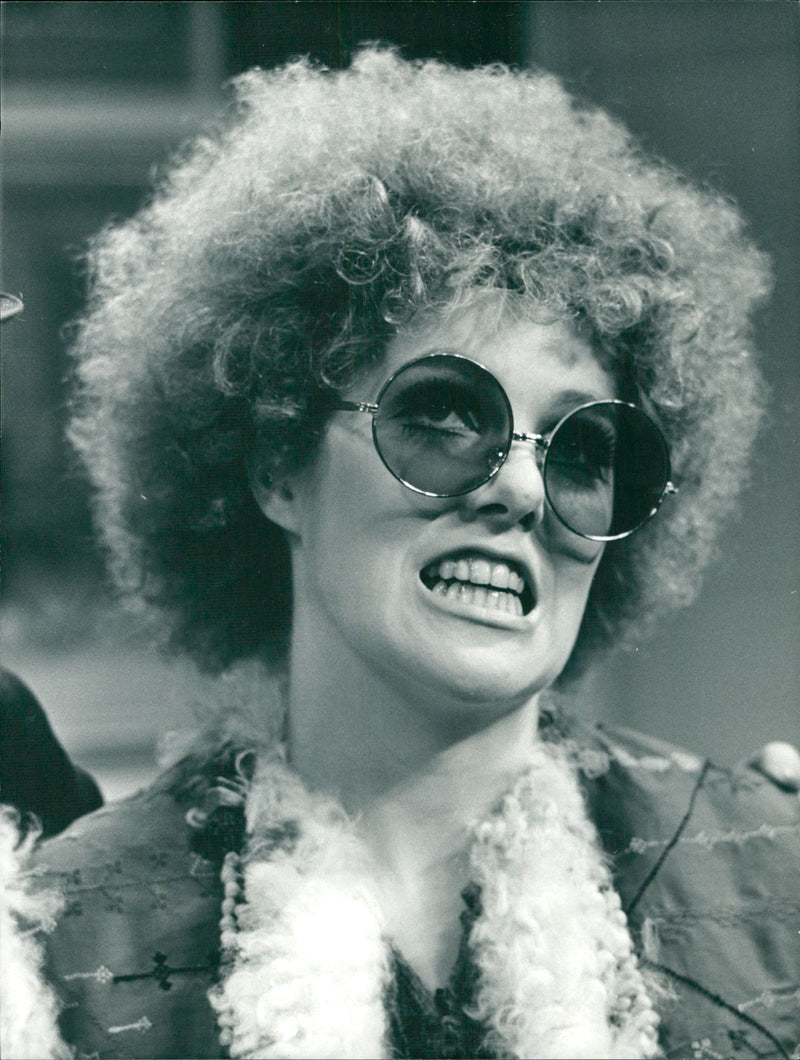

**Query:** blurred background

left=2, top=1, right=798, bottom=800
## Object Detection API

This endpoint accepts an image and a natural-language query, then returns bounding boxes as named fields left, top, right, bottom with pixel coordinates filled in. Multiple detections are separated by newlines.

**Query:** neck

left=286, top=610, right=542, bottom=823
left=285, top=605, right=542, bottom=989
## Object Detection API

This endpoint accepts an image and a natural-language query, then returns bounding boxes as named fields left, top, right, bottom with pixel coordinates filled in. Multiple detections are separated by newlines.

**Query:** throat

left=358, top=712, right=540, bottom=991
left=374, top=845, right=472, bottom=994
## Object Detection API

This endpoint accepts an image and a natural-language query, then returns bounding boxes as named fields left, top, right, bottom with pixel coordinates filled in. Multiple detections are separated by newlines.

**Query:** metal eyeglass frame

left=333, top=351, right=677, bottom=541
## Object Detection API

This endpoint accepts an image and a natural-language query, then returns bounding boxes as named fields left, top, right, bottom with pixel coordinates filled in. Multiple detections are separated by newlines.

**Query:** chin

left=397, top=648, right=558, bottom=716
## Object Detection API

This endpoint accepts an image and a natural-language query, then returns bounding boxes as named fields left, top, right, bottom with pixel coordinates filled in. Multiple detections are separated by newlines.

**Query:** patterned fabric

left=385, top=884, right=489, bottom=1060
left=14, top=726, right=800, bottom=1060
left=586, top=726, right=800, bottom=1060
left=31, top=761, right=224, bottom=1059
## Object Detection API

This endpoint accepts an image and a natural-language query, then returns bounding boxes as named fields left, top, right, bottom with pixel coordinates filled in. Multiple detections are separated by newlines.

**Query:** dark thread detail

left=55, top=871, right=216, bottom=897
left=112, top=950, right=219, bottom=989
left=727, top=1027, right=775, bottom=1058
left=152, top=952, right=172, bottom=991
left=625, top=759, right=711, bottom=917
left=644, top=960, right=791, bottom=1060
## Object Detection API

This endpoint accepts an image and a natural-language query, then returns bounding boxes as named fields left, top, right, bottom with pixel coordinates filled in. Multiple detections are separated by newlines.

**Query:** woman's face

left=260, top=292, right=614, bottom=727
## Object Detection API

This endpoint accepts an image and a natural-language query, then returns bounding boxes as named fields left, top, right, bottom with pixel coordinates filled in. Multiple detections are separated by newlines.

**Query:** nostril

left=519, top=510, right=540, bottom=533
left=476, top=503, right=510, bottom=518
left=467, top=500, right=543, bottom=533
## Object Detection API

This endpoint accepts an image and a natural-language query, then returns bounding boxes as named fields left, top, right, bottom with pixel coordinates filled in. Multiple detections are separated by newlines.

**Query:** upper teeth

left=429, top=556, right=525, bottom=596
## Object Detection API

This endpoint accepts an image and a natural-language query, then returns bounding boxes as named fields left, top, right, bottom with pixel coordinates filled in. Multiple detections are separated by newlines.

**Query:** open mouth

left=420, top=552, right=536, bottom=616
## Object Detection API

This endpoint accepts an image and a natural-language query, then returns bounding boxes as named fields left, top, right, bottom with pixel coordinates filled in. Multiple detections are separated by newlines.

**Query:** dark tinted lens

left=544, top=402, right=670, bottom=539
left=372, top=355, right=512, bottom=495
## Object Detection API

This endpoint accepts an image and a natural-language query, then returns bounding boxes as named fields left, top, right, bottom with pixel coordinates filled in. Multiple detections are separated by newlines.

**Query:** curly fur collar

left=0, top=729, right=661, bottom=1060
left=0, top=810, right=73, bottom=1059
left=209, top=741, right=661, bottom=1059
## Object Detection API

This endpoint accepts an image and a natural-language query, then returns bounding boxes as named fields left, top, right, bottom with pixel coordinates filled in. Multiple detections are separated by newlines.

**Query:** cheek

left=550, top=544, right=605, bottom=627
left=302, top=468, right=369, bottom=571
left=298, top=428, right=414, bottom=586
left=538, top=515, right=606, bottom=566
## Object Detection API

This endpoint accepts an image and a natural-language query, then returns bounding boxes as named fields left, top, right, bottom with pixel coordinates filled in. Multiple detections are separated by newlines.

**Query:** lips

left=420, top=552, right=536, bottom=615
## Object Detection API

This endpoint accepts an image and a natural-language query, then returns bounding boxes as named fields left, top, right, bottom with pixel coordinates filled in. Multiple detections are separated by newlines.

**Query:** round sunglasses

left=334, top=352, right=675, bottom=541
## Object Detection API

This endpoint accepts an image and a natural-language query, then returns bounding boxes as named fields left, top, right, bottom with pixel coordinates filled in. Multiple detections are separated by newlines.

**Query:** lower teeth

left=432, top=580, right=523, bottom=616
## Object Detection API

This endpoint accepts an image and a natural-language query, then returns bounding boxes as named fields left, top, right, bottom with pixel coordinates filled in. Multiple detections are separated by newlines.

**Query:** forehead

left=372, top=292, right=616, bottom=404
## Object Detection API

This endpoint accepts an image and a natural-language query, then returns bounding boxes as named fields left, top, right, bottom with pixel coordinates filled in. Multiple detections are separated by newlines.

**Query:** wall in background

left=2, top=2, right=797, bottom=798
left=524, top=2, right=799, bottom=756
left=0, top=1, right=525, bottom=797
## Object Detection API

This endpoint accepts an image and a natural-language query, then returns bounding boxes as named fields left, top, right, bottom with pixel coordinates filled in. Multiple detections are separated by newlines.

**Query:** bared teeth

left=423, top=552, right=532, bottom=616
left=470, top=559, right=492, bottom=585
left=489, top=564, right=509, bottom=590
left=431, top=579, right=523, bottom=615
left=427, top=555, right=527, bottom=597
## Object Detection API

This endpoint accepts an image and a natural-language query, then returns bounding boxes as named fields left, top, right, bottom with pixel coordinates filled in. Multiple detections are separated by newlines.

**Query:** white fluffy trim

left=208, top=743, right=660, bottom=1060
left=0, top=808, right=73, bottom=1059
left=209, top=750, right=391, bottom=1059
left=468, top=740, right=661, bottom=1059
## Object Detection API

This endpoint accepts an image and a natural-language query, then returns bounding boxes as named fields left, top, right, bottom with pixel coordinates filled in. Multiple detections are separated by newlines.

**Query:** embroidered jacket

left=4, top=725, right=799, bottom=1060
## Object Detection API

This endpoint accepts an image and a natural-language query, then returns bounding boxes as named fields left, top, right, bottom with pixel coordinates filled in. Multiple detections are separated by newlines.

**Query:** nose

left=460, top=442, right=546, bottom=532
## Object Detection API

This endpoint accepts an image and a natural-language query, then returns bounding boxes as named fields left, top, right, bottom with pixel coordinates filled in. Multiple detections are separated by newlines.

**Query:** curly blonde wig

left=68, top=48, right=770, bottom=674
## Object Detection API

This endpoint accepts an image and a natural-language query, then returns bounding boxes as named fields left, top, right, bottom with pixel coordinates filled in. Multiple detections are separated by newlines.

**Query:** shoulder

left=579, top=724, right=800, bottom=1060
left=5, top=756, right=235, bottom=1059
left=580, top=723, right=799, bottom=865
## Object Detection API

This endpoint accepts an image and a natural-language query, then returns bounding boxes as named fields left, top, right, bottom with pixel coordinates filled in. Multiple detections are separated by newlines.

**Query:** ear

left=248, top=463, right=305, bottom=537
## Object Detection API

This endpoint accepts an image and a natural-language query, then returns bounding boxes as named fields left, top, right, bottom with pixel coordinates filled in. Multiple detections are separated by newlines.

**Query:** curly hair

left=68, top=47, right=770, bottom=676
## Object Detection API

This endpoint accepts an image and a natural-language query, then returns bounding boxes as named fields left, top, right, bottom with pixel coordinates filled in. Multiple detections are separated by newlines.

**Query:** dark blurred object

left=0, top=667, right=103, bottom=835
left=0, top=292, right=24, bottom=321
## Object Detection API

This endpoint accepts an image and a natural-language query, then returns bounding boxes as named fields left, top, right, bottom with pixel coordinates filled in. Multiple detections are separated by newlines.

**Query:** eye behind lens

left=361, top=358, right=671, bottom=536
left=371, top=353, right=513, bottom=496
left=543, top=401, right=671, bottom=540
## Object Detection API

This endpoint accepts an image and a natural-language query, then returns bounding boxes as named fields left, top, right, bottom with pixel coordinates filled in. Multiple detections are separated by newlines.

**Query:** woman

left=2, top=49, right=798, bottom=1060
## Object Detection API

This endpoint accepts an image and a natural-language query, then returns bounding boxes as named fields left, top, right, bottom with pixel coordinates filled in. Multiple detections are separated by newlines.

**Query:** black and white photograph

left=1, top=3, right=798, bottom=1058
